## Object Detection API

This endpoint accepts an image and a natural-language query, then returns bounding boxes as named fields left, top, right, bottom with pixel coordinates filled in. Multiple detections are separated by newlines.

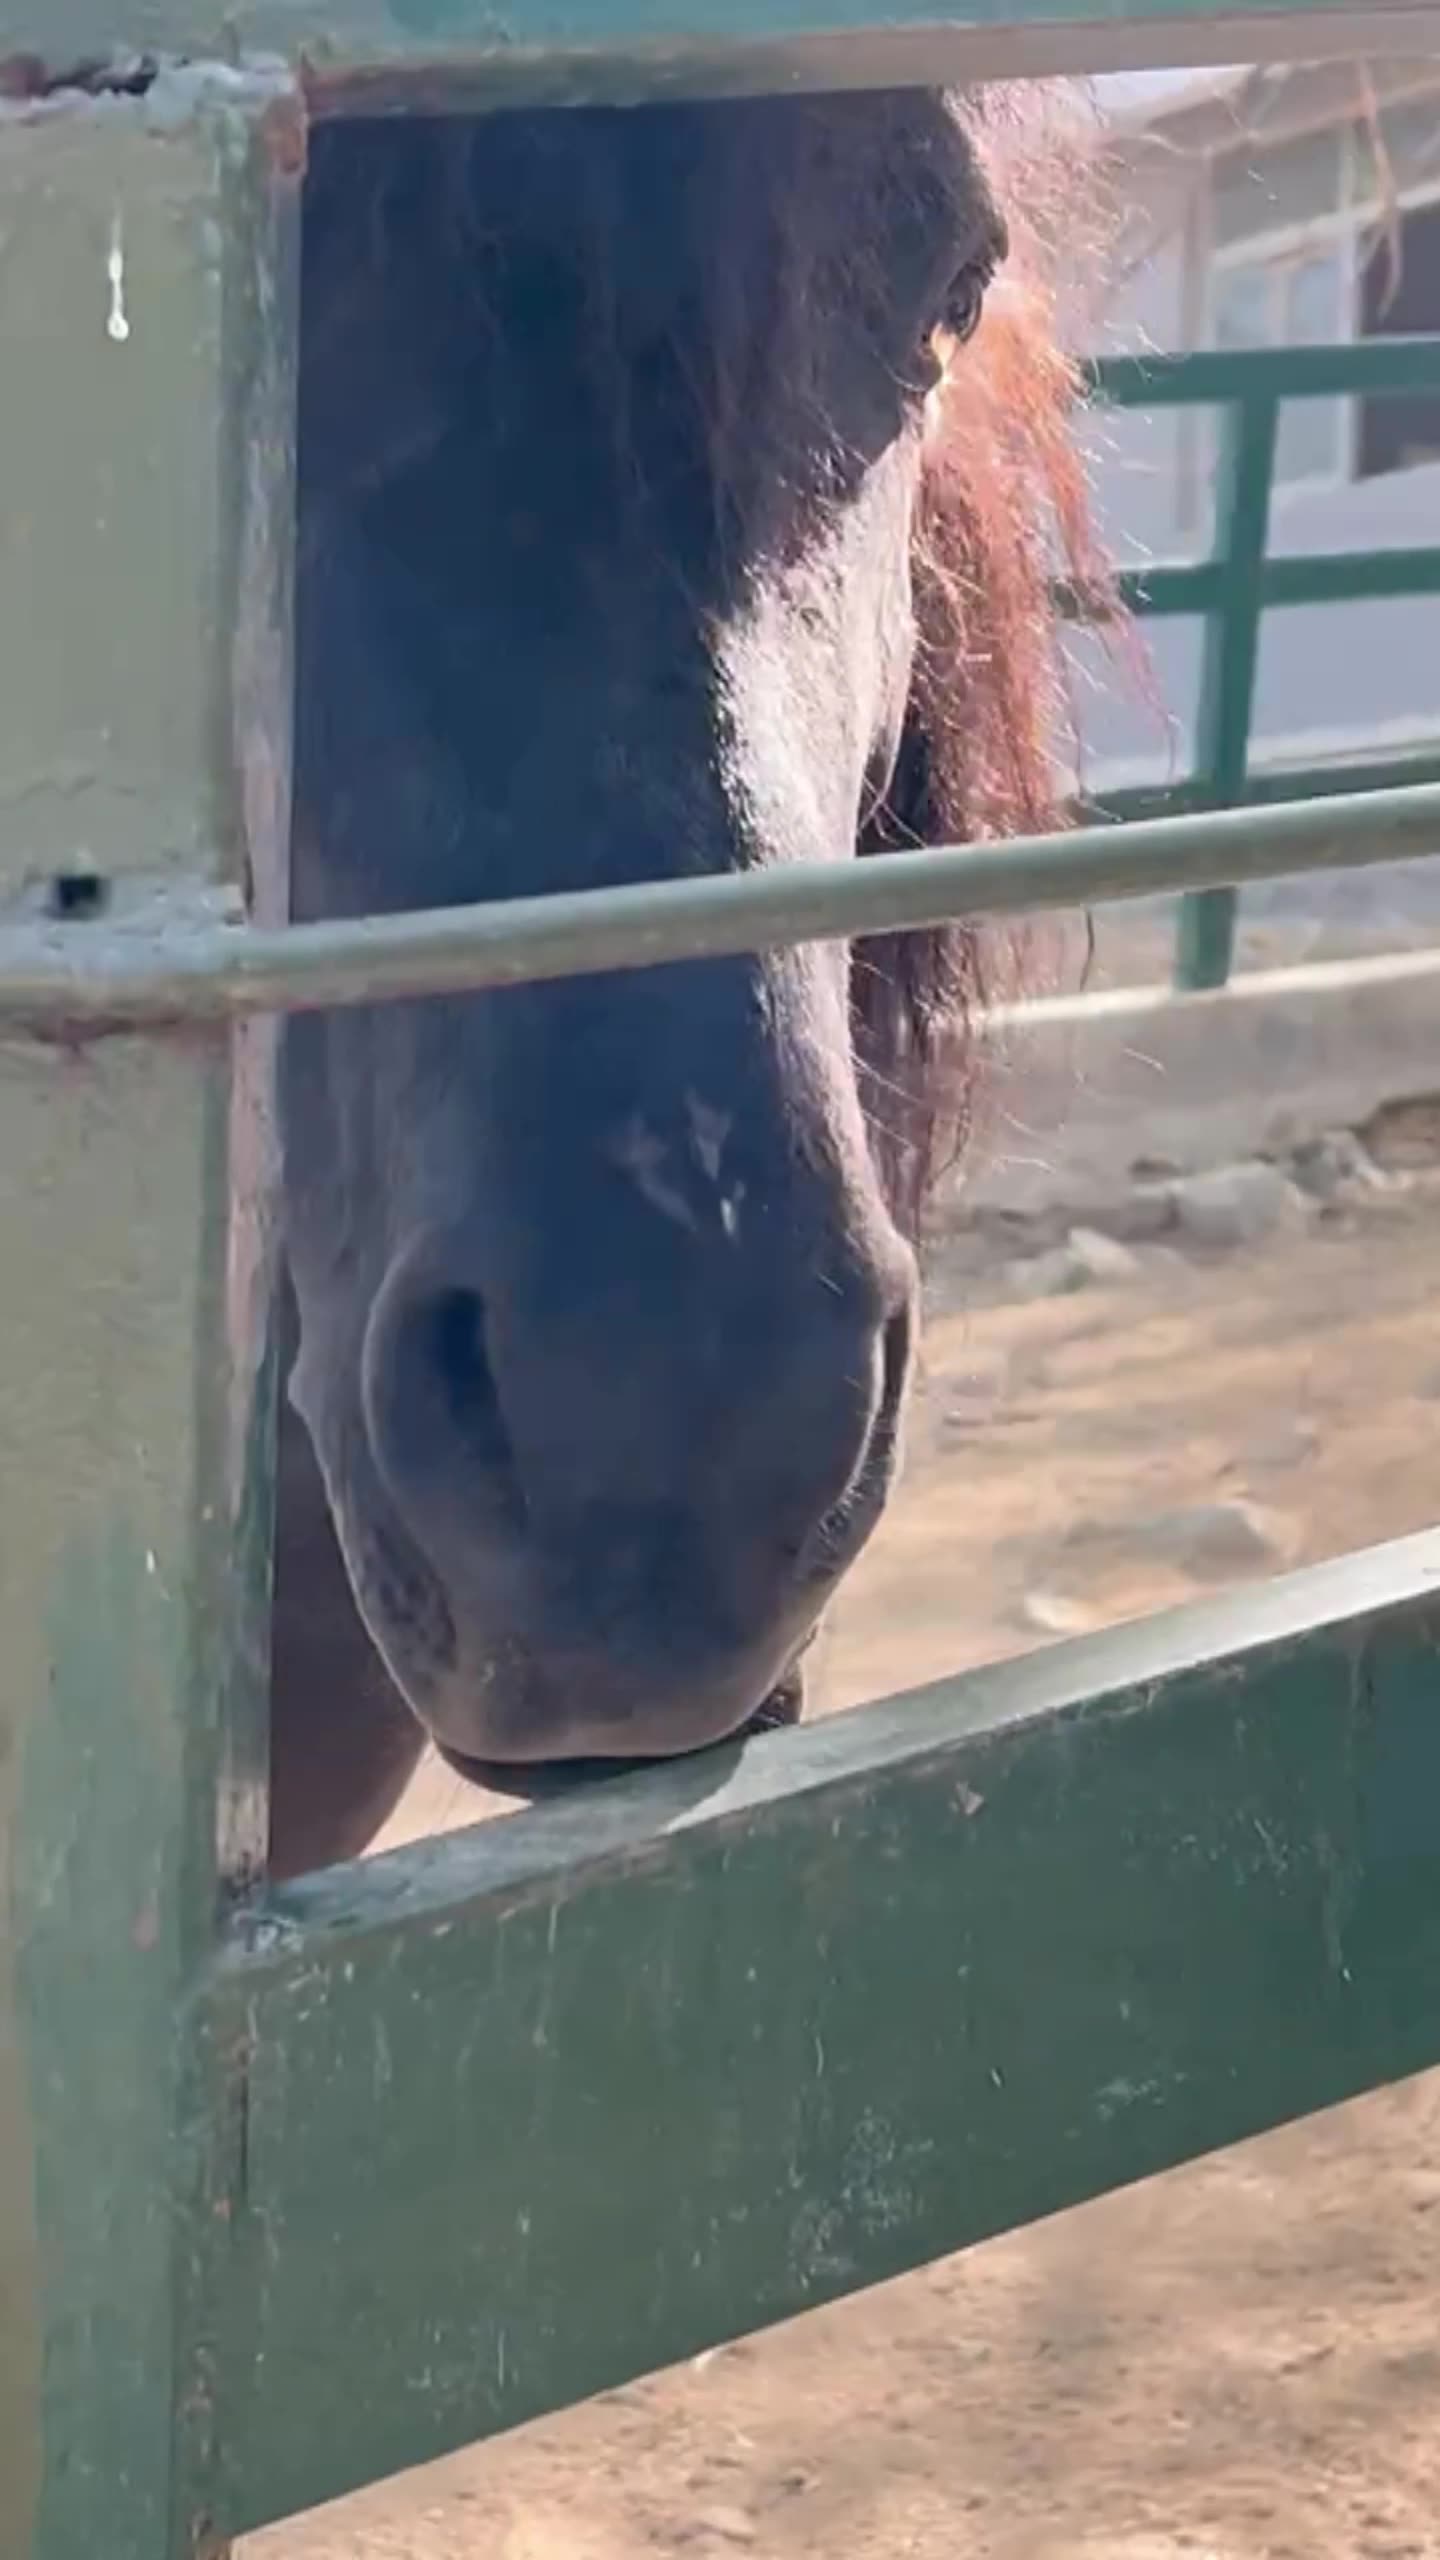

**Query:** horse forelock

left=854, top=83, right=1130, bottom=1233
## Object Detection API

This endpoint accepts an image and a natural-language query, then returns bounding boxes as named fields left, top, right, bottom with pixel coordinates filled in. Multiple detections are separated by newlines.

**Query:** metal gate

left=2, top=8, right=1439, bottom=2555
left=1081, top=342, right=1440, bottom=986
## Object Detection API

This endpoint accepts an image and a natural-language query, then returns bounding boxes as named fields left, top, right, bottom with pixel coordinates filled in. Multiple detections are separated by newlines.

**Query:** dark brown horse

left=272, top=85, right=1106, bottom=1874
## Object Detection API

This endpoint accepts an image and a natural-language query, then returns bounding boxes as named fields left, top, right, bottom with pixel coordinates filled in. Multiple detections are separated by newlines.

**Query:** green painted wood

left=0, top=83, right=298, bottom=2560
left=1089, top=337, right=1440, bottom=409
left=1080, top=338, right=1440, bottom=982
left=1095, top=545, right=1440, bottom=620
left=1173, top=392, right=1277, bottom=993
left=3, top=780, right=1440, bottom=1033
left=0, top=2, right=1431, bottom=109
left=208, top=1532, right=1440, bottom=2536
left=1085, top=752, right=1440, bottom=825
left=1078, top=346, right=1440, bottom=628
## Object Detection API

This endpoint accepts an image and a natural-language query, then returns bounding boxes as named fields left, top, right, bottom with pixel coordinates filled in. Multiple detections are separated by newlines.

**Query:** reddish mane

left=855, top=85, right=1123, bottom=1229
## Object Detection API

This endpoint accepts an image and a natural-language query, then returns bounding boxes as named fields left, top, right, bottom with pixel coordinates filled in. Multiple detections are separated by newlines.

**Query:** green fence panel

left=0, top=80, right=299, bottom=2560
left=1082, top=337, right=1440, bottom=988
left=208, top=1532, right=1440, bottom=2534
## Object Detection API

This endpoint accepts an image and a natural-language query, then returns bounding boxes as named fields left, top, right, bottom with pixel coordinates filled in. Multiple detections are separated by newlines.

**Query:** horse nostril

left=424, top=1289, right=516, bottom=1483
left=368, top=1279, right=526, bottom=1529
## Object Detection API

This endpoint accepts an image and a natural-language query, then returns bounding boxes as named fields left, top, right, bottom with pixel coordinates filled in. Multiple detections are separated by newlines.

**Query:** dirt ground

left=248, top=1165, right=1440, bottom=2560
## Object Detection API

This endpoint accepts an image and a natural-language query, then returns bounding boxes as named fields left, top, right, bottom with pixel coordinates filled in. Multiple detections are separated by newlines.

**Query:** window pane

left=1352, top=95, right=1440, bottom=207
left=1358, top=196, right=1440, bottom=477
left=1213, top=263, right=1270, bottom=347
left=1213, top=129, right=1343, bottom=248
left=1275, top=395, right=1344, bottom=483
left=1209, top=255, right=1346, bottom=488
left=1286, top=249, right=1344, bottom=342
left=1277, top=250, right=1349, bottom=478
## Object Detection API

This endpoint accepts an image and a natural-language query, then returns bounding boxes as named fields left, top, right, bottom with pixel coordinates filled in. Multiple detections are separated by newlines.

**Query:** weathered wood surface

left=3, top=40, right=1440, bottom=2560
left=0, top=2, right=1432, bottom=110
left=0, top=85, right=297, bottom=2560
left=209, top=1533, right=1440, bottom=2535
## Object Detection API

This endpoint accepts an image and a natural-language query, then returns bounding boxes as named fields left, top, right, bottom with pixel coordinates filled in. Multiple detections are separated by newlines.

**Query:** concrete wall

left=954, top=948, right=1440, bottom=1228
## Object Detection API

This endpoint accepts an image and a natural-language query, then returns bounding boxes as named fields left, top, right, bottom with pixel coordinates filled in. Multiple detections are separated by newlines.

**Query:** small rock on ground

left=1170, top=1161, right=1308, bottom=1251
left=1067, top=1226, right=1143, bottom=1282
left=1007, top=1227, right=1142, bottom=1299
left=1130, top=1498, right=1296, bottom=1580
left=1021, top=1589, right=1101, bottom=1636
left=686, top=2509, right=757, bottom=2546
left=1290, top=1129, right=1397, bottom=1201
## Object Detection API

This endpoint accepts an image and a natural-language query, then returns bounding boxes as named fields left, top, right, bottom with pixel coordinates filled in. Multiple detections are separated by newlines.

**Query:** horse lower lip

left=439, top=1685, right=802, bottom=1799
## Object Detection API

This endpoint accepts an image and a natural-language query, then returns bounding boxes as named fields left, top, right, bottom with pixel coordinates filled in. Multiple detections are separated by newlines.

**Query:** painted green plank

left=1084, top=751, right=1440, bottom=824
left=1174, top=392, right=1277, bottom=993
left=0, top=85, right=298, bottom=2560
left=0, top=1, right=1432, bottom=108
left=210, top=1532, right=1440, bottom=2535
left=1173, top=890, right=1238, bottom=993
left=4, top=780, right=1440, bottom=1034
left=1090, top=338, right=1440, bottom=409
left=1092, top=545, right=1440, bottom=620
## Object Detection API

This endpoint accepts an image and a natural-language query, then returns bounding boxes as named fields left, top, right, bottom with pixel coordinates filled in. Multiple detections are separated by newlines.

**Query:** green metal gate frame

left=2, top=12, right=1440, bottom=2556
left=1079, top=339, right=1440, bottom=990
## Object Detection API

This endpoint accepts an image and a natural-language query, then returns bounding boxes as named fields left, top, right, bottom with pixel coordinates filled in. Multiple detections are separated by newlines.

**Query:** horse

left=271, top=83, right=1108, bottom=1876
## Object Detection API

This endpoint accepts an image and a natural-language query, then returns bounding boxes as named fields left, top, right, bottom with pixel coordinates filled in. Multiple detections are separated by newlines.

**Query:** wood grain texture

left=0, top=4, right=1433, bottom=111
left=211, top=1535, right=1440, bottom=2534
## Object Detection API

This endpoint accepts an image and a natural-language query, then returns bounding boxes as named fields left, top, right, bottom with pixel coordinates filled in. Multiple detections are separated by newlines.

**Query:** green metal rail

left=2, top=783, right=1439, bottom=1034
left=4, top=22, right=1440, bottom=2560
left=1081, top=337, right=1440, bottom=990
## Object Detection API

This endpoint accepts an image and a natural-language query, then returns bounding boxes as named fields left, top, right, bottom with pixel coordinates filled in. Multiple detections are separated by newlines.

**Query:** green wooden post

left=0, top=78, right=299, bottom=2560
left=1172, top=392, right=1278, bottom=992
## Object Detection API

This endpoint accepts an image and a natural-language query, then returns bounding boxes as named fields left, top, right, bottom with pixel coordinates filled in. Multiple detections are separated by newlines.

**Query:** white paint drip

left=106, top=212, right=130, bottom=344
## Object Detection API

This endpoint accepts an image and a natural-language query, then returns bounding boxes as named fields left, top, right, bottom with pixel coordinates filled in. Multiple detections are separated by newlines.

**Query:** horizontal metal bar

left=4, top=782, right=1440, bottom=1035
left=1096, top=545, right=1440, bottom=621
left=207, top=1529, right=1440, bottom=2532
left=1088, top=338, right=1440, bottom=410
left=4, top=7, right=1433, bottom=110
left=1087, top=749, right=1440, bottom=823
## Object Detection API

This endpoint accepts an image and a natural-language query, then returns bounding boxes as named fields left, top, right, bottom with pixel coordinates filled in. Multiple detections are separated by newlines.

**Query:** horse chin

left=434, top=1667, right=807, bottom=1803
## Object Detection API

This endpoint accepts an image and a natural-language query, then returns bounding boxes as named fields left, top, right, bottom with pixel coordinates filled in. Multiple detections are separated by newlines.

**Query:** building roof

left=1097, top=67, right=1251, bottom=131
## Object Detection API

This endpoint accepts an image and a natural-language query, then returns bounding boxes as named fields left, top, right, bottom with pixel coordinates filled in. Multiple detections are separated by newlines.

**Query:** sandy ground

left=247, top=1168, right=1440, bottom=2560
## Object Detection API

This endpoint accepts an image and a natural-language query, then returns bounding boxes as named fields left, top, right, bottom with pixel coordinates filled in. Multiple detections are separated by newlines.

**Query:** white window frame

left=1196, top=105, right=1440, bottom=521
left=1207, top=120, right=1357, bottom=505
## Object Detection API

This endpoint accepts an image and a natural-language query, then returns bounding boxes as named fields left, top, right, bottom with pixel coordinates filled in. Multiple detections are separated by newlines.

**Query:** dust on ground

left=247, top=1159, right=1440, bottom=2560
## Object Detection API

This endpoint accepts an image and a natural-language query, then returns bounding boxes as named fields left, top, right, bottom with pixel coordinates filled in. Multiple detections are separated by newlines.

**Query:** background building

left=1081, top=60, right=1440, bottom=796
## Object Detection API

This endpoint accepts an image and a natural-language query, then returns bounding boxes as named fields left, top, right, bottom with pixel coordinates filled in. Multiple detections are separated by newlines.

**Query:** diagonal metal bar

left=2, top=782, right=1438, bottom=1037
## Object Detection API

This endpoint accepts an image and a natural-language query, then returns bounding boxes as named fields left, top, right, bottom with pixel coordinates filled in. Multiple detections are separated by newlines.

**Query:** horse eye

left=940, top=261, right=991, bottom=349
